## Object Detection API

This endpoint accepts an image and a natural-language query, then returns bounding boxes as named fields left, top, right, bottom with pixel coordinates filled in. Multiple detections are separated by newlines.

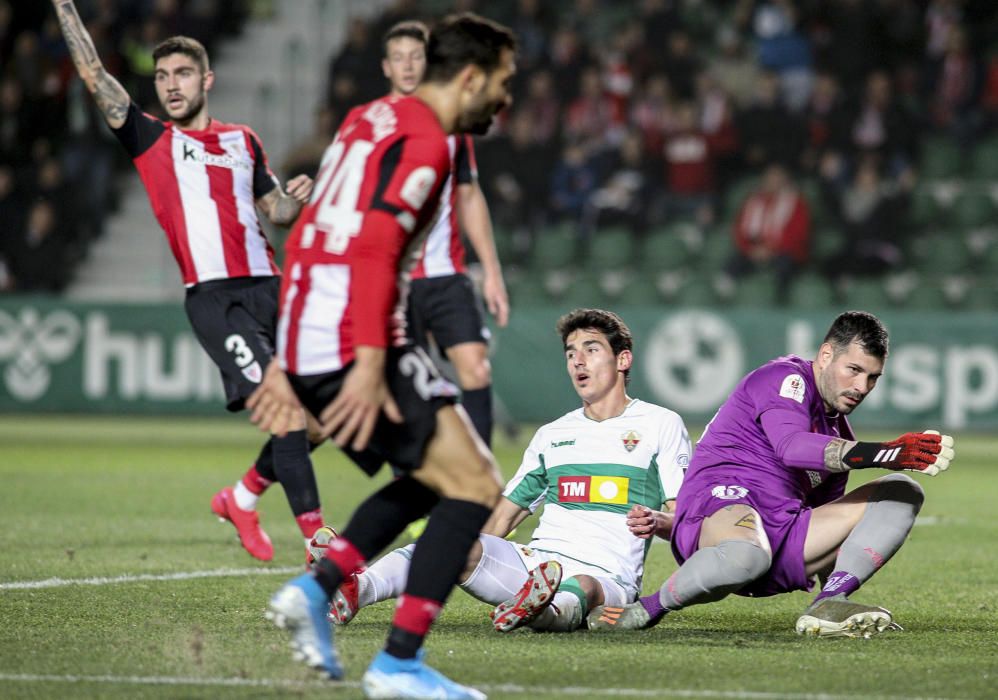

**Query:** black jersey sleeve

left=454, top=135, right=477, bottom=185
left=247, top=130, right=281, bottom=199
left=110, top=102, right=167, bottom=158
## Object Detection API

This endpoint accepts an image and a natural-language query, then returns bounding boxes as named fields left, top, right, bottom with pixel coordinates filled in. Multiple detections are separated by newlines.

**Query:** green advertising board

left=2, top=298, right=997, bottom=430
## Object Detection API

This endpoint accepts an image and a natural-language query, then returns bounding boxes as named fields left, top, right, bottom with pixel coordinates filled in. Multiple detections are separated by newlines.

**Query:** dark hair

left=383, top=21, right=429, bottom=56
left=423, top=13, right=516, bottom=84
left=823, top=310, right=889, bottom=359
left=556, top=308, right=634, bottom=383
left=152, top=36, right=209, bottom=74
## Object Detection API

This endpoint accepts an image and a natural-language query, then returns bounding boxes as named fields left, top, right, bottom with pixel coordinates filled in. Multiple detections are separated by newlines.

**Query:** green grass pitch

left=1, top=415, right=996, bottom=699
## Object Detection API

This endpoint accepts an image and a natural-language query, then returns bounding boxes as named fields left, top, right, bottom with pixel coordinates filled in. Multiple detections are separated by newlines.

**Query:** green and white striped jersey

left=504, top=398, right=691, bottom=592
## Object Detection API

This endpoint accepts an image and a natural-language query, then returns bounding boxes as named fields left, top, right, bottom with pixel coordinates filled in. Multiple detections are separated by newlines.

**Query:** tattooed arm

left=51, top=0, right=130, bottom=128
left=256, top=174, right=313, bottom=227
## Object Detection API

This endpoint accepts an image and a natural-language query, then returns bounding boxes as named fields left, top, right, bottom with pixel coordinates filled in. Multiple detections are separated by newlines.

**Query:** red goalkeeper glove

left=843, top=430, right=955, bottom=476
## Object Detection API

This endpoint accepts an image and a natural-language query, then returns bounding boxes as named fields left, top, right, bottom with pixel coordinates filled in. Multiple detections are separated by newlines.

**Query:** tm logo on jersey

left=558, top=476, right=629, bottom=505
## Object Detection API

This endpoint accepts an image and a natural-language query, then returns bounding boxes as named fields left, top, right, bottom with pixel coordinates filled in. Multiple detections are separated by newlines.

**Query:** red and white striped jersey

left=277, top=95, right=452, bottom=376
left=409, top=134, right=476, bottom=279
left=112, top=102, right=281, bottom=286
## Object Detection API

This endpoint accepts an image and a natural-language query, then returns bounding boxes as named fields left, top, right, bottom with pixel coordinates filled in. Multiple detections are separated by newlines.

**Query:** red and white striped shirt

left=113, top=102, right=281, bottom=286
left=278, top=96, right=452, bottom=375
left=410, top=134, right=476, bottom=279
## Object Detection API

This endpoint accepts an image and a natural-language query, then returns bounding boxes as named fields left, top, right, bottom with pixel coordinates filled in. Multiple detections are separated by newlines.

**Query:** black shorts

left=289, top=345, right=458, bottom=476
left=184, top=276, right=280, bottom=412
left=407, top=274, right=489, bottom=352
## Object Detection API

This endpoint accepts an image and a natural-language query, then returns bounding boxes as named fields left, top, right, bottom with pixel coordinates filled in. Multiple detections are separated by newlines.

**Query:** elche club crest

left=621, top=430, right=641, bottom=452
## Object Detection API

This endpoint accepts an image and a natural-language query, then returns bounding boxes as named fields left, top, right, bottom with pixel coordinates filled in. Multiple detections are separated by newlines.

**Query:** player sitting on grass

left=588, top=311, right=955, bottom=638
left=327, top=309, right=690, bottom=633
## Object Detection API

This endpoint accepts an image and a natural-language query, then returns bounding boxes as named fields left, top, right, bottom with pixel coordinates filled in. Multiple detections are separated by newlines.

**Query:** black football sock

left=386, top=498, right=492, bottom=658
left=315, top=477, right=438, bottom=598
left=253, top=437, right=277, bottom=482
left=461, top=386, right=493, bottom=448
left=271, top=430, right=320, bottom=516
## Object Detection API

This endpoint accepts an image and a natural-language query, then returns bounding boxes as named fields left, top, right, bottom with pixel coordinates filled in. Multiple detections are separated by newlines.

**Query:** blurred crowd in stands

left=6, top=0, right=998, bottom=304
left=0, top=0, right=249, bottom=293
left=300, top=0, right=998, bottom=306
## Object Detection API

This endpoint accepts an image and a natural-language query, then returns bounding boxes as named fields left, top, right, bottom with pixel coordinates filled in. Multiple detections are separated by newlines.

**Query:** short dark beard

left=166, top=91, right=206, bottom=127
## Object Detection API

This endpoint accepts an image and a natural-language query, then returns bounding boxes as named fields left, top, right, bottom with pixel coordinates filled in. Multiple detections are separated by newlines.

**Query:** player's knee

left=873, top=473, right=925, bottom=512
left=456, top=357, right=492, bottom=391
left=716, top=539, right=771, bottom=585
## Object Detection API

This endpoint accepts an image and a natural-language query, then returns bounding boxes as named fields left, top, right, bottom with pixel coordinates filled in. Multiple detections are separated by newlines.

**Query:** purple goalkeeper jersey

left=683, top=355, right=853, bottom=507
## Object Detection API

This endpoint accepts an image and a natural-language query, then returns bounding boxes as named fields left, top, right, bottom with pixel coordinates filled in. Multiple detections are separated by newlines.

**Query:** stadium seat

left=799, top=178, right=831, bottom=226
left=970, top=136, right=998, bottom=179
left=903, top=278, right=946, bottom=309
left=640, top=223, right=697, bottom=272
left=910, top=233, right=969, bottom=276
left=843, top=278, right=888, bottom=310
left=723, top=176, right=758, bottom=219
left=920, top=137, right=964, bottom=179
left=505, top=269, right=549, bottom=307
left=530, top=221, right=579, bottom=269
left=564, top=270, right=611, bottom=307
left=698, top=225, right=735, bottom=272
left=588, top=226, right=637, bottom=269
left=811, top=226, right=846, bottom=261
left=908, top=185, right=940, bottom=229
left=949, top=189, right=995, bottom=229
left=615, top=274, right=663, bottom=307
left=492, top=226, right=517, bottom=263
left=676, top=275, right=719, bottom=308
left=788, top=273, right=835, bottom=309
left=732, top=272, right=779, bottom=307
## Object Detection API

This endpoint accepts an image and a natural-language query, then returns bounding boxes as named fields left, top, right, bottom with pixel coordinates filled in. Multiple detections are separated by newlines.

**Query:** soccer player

left=588, top=311, right=955, bottom=638
left=381, top=20, right=509, bottom=448
left=51, top=0, right=326, bottom=561
left=247, top=14, right=517, bottom=698
left=326, top=308, right=690, bottom=634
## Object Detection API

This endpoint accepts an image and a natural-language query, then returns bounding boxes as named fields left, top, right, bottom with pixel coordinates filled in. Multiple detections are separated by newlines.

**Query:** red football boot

left=210, top=486, right=274, bottom=561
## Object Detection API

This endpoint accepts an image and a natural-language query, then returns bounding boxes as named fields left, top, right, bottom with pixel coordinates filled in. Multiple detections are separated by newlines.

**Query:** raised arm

left=51, top=0, right=130, bottom=129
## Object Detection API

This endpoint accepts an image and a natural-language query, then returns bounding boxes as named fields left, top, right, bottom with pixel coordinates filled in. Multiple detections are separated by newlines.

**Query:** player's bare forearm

left=260, top=175, right=312, bottom=226
left=51, top=0, right=129, bottom=127
left=458, top=182, right=502, bottom=278
left=458, top=182, right=509, bottom=326
left=481, top=497, right=528, bottom=538
left=259, top=190, right=302, bottom=226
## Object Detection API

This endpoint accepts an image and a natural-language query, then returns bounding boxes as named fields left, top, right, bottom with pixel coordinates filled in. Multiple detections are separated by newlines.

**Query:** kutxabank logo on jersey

left=0, top=308, right=81, bottom=401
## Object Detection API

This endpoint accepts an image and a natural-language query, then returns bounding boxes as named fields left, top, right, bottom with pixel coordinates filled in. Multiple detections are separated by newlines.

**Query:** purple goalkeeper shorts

left=670, top=475, right=814, bottom=597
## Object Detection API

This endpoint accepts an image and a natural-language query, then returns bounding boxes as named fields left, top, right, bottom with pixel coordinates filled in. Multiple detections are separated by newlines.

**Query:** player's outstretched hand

left=247, top=360, right=303, bottom=437
left=318, top=362, right=402, bottom=451
left=285, top=174, right=314, bottom=203
left=844, top=430, right=955, bottom=476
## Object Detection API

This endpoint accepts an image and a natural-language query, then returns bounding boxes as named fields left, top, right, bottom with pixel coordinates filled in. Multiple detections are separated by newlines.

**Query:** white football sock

left=232, top=481, right=259, bottom=511
left=358, top=545, right=415, bottom=608
left=527, top=591, right=583, bottom=632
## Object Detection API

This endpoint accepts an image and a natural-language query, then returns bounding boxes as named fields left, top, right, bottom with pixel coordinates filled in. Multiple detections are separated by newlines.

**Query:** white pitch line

left=0, top=673, right=960, bottom=700
left=0, top=566, right=301, bottom=591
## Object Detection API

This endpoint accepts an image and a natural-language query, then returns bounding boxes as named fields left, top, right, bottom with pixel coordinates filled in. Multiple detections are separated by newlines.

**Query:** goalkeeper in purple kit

left=589, top=311, right=955, bottom=637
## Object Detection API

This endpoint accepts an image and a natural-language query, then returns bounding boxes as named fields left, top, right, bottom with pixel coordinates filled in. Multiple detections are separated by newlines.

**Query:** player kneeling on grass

left=588, top=311, right=955, bottom=638
left=327, top=309, right=690, bottom=633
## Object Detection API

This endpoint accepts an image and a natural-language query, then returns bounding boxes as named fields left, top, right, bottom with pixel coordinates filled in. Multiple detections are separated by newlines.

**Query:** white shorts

left=461, top=534, right=635, bottom=607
